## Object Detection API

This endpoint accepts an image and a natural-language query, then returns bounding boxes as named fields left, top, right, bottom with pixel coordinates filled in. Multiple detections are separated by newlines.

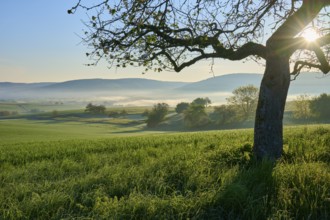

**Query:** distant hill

left=0, top=82, right=54, bottom=90
left=176, top=73, right=262, bottom=92
left=1, top=73, right=329, bottom=103
left=39, top=78, right=188, bottom=92
left=176, top=72, right=330, bottom=95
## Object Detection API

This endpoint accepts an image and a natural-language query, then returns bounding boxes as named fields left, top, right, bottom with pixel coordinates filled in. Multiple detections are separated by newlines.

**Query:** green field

left=0, top=114, right=329, bottom=219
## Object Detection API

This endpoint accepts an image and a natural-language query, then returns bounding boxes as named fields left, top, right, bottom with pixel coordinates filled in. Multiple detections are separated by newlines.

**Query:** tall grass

left=0, top=126, right=329, bottom=219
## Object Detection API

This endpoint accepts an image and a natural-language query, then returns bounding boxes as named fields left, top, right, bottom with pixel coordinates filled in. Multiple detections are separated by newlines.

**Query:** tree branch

left=291, top=60, right=329, bottom=80
left=269, top=0, right=326, bottom=42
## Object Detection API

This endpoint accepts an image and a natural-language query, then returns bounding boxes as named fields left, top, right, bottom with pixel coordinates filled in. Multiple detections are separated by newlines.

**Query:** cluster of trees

left=177, top=86, right=259, bottom=128
left=0, top=111, right=18, bottom=117
left=85, top=103, right=129, bottom=118
left=177, top=97, right=212, bottom=128
left=143, top=86, right=259, bottom=129
left=108, top=110, right=128, bottom=118
left=85, top=103, right=106, bottom=114
left=293, top=93, right=330, bottom=121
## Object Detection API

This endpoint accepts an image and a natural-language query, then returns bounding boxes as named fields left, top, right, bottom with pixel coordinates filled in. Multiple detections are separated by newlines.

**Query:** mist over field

left=1, top=73, right=329, bottom=106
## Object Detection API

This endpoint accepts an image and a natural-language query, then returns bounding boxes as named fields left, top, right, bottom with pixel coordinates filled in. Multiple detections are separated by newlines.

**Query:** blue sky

left=0, top=0, right=263, bottom=83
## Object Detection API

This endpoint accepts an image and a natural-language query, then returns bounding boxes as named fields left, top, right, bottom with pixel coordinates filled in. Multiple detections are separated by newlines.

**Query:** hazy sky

left=0, top=0, right=264, bottom=83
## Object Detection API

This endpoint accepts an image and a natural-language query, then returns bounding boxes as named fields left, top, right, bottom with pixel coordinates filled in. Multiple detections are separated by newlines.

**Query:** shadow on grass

left=198, top=159, right=275, bottom=219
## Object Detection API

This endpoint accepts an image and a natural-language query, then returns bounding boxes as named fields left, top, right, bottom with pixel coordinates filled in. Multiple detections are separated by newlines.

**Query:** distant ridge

left=39, top=78, right=188, bottom=92
left=1, top=73, right=329, bottom=101
left=177, top=73, right=262, bottom=92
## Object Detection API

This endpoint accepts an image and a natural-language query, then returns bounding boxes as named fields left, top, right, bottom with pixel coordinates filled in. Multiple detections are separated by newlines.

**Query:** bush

left=175, top=102, right=190, bottom=114
left=211, top=105, right=237, bottom=125
left=183, top=103, right=209, bottom=128
left=85, top=103, right=106, bottom=114
left=108, top=111, right=119, bottom=118
left=146, top=103, right=169, bottom=127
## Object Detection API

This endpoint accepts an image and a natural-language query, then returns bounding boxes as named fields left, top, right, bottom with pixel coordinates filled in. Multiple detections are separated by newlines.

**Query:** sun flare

left=301, top=28, right=320, bottom=42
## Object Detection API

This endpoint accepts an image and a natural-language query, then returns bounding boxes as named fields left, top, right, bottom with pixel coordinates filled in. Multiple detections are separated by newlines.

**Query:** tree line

left=145, top=87, right=330, bottom=129
left=292, top=93, right=330, bottom=121
left=83, top=88, right=330, bottom=128
left=145, top=85, right=259, bottom=128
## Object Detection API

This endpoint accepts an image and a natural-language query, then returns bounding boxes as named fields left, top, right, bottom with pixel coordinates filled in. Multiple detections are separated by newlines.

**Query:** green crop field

left=0, top=119, right=329, bottom=219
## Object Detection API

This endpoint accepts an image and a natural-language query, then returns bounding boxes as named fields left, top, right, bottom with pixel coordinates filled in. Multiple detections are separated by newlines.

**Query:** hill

left=176, top=73, right=262, bottom=92
left=176, top=72, right=330, bottom=95
left=38, top=78, right=188, bottom=92
left=1, top=73, right=329, bottom=104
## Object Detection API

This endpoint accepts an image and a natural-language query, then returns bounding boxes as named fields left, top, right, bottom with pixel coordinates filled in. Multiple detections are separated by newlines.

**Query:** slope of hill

left=1, top=72, right=329, bottom=102
left=176, top=72, right=330, bottom=95
left=39, top=78, right=188, bottom=92
left=0, top=82, right=54, bottom=91
left=176, top=73, right=262, bottom=92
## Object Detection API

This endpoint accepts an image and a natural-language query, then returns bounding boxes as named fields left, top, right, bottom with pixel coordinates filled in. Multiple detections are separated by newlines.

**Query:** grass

left=0, top=124, right=329, bottom=219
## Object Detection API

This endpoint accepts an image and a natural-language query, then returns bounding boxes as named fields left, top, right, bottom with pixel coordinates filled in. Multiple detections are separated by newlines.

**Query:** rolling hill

left=1, top=73, right=329, bottom=104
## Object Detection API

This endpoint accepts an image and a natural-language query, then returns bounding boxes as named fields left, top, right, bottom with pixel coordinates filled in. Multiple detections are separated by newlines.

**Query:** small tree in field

left=85, top=103, right=106, bottom=114
left=227, top=85, right=259, bottom=121
left=70, top=1, right=330, bottom=159
left=146, top=103, right=169, bottom=127
left=292, top=94, right=312, bottom=120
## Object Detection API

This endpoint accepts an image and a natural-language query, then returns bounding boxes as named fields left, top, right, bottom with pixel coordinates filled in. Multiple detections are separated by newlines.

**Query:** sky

left=0, top=0, right=264, bottom=83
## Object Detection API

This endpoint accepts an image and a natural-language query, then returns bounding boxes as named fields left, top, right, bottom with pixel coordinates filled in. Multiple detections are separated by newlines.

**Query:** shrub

left=146, top=103, right=169, bottom=127
left=183, top=103, right=209, bottom=128
left=175, top=102, right=190, bottom=114
left=85, top=103, right=106, bottom=114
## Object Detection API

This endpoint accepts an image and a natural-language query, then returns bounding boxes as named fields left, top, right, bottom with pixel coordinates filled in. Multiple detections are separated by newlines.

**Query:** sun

left=301, top=28, right=320, bottom=42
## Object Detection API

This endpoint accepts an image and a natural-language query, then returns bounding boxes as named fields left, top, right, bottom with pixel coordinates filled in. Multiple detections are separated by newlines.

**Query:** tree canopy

left=69, top=0, right=330, bottom=75
left=227, top=85, right=259, bottom=120
left=146, top=103, right=169, bottom=127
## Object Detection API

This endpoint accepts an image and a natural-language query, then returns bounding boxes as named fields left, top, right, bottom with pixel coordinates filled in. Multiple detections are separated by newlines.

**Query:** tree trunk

left=253, top=55, right=291, bottom=160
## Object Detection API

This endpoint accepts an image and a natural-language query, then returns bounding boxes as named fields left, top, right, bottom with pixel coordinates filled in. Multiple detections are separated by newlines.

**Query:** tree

left=70, top=1, right=330, bottom=159
left=211, top=105, right=237, bottom=126
left=227, top=85, right=259, bottom=121
left=192, top=97, right=212, bottom=107
left=310, top=93, right=330, bottom=119
left=175, top=102, right=190, bottom=114
left=108, top=110, right=119, bottom=118
left=292, top=94, right=312, bottom=120
left=146, top=103, right=169, bottom=127
left=85, top=103, right=106, bottom=114
left=184, top=103, right=209, bottom=128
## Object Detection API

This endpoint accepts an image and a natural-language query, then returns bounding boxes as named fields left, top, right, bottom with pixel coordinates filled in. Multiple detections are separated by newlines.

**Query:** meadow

left=0, top=117, right=329, bottom=219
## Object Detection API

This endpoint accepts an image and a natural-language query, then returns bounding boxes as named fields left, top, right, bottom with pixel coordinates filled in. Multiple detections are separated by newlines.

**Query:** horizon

left=0, top=72, right=265, bottom=84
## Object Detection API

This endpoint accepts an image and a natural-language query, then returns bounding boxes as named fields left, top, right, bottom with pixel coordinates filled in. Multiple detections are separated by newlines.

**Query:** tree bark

left=253, top=55, right=291, bottom=160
